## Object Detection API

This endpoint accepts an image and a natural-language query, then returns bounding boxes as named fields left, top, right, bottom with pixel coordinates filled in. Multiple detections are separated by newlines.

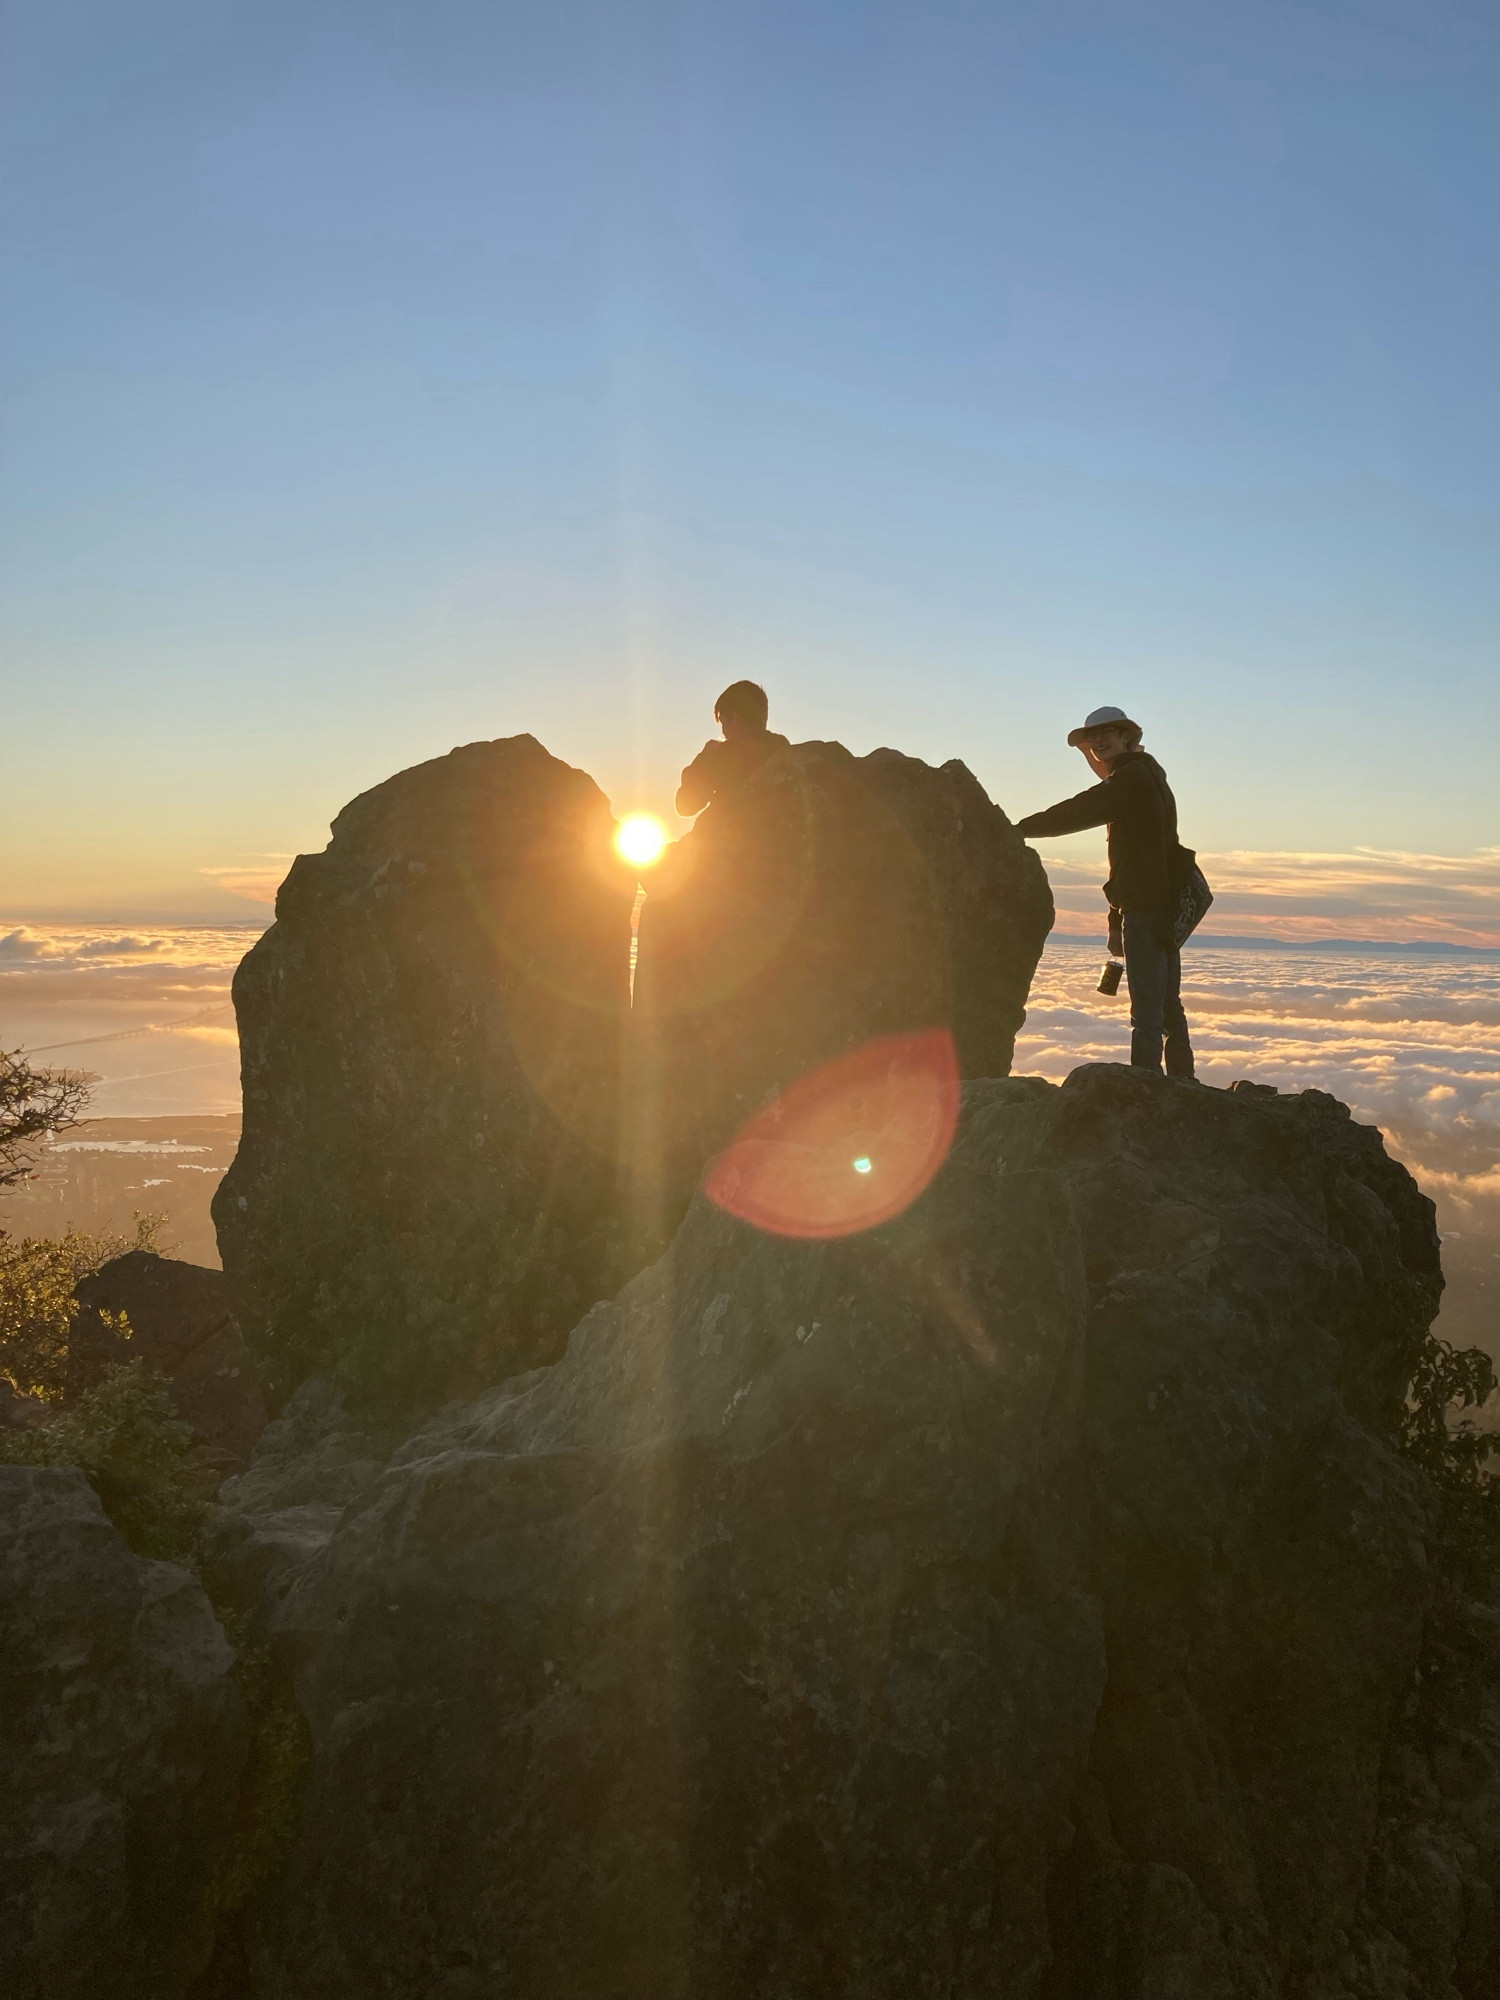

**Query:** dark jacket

left=1015, top=750, right=1182, bottom=923
left=675, top=730, right=790, bottom=817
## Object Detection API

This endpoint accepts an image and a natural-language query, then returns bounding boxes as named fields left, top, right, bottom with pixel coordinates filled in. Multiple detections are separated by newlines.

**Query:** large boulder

left=236, top=1070, right=1479, bottom=1999
left=0, top=1466, right=244, bottom=2000
left=214, top=736, right=636, bottom=1406
left=629, top=742, right=1052, bottom=1235
left=855, top=747, right=1055, bottom=1077
left=975, top=1068, right=1446, bottom=1994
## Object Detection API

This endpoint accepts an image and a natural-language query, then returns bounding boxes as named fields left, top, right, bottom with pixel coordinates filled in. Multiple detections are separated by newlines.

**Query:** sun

left=615, top=813, right=669, bottom=869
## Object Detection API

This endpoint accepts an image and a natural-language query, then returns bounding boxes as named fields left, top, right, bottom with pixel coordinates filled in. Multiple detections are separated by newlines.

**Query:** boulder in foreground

left=231, top=1069, right=1484, bottom=1999
left=260, top=1098, right=1096, bottom=1999
left=0, top=1466, right=243, bottom=2000
left=69, top=1251, right=268, bottom=1476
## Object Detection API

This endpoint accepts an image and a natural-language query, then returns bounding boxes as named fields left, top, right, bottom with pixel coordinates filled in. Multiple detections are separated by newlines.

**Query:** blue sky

left=2, top=0, right=1496, bottom=921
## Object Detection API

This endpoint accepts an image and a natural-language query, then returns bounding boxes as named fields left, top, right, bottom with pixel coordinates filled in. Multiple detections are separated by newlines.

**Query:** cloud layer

left=3, top=918, right=1496, bottom=1349
left=196, top=859, right=294, bottom=907
left=1036, top=846, right=1500, bottom=947
left=1016, top=937, right=1500, bottom=1349
left=0, top=923, right=262, bottom=1116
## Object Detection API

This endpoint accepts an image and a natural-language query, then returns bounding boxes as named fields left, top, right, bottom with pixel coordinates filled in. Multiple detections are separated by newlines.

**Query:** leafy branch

left=1400, top=1333, right=1500, bottom=1495
left=0, top=1048, right=91, bottom=1187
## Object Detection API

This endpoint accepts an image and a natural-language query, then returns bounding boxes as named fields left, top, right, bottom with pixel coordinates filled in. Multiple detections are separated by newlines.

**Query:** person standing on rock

left=675, top=681, right=790, bottom=817
left=1015, top=706, right=1196, bottom=1077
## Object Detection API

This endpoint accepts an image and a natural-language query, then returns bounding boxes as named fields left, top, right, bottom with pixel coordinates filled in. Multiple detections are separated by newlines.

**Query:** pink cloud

left=1034, top=846, right=1500, bottom=947
left=198, top=858, right=293, bottom=907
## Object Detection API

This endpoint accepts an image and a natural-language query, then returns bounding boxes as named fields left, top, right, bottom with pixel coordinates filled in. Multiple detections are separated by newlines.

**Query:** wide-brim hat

left=1067, top=705, right=1142, bottom=748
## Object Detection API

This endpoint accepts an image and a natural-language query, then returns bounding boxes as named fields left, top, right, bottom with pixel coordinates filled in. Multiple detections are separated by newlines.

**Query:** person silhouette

left=675, top=682, right=790, bottom=818
left=1015, top=706, right=1196, bottom=1078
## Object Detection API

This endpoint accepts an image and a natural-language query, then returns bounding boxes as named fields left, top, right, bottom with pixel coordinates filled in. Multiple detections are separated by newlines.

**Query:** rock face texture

left=214, top=737, right=636, bottom=1405
left=0, top=1466, right=243, bottom=2000
left=854, top=748, right=1055, bottom=1078
left=254, top=1098, right=1099, bottom=2000
left=1364, top=1562, right=1500, bottom=1996
left=205, top=1378, right=390, bottom=1642
left=0, top=1378, right=46, bottom=1431
left=218, top=1066, right=1489, bottom=2000
left=631, top=742, right=1052, bottom=1230
left=987, top=1071, right=1444, bottom=1996
left=69, top=1252, right=268, bottom=1476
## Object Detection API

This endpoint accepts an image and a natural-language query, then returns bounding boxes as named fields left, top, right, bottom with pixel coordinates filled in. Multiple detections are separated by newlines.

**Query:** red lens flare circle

left=704, top=1028, right=960, bottom=1240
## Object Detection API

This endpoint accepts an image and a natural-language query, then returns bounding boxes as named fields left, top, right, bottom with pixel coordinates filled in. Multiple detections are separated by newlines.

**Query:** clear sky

left=2, top=0, right=1496, bottom=929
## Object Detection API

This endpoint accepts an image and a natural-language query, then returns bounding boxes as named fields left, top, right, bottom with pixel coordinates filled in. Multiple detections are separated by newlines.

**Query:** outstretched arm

left=1014, top=770, right=1126, bottom=839
left=675, top=740, right=723, bottom=817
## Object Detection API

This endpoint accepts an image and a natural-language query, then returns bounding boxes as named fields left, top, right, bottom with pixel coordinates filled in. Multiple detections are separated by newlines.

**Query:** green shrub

left=0, top=1359, right=206, bottom=1566
left=1400, top=1333, right=1500, bottom=1493
left=1398, top=1332, right=1500, bottom=1596
left=0, top=1213, right=165, bottom=1402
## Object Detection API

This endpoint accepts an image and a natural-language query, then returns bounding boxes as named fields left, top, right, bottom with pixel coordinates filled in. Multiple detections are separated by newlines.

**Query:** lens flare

left=705, top=1028, right=960, bottom=1239
left=615, top=814, right=668, bottom=869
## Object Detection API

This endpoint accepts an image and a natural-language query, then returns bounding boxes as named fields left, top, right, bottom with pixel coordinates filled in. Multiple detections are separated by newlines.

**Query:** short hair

left=714, top=680, right=769, bottom=729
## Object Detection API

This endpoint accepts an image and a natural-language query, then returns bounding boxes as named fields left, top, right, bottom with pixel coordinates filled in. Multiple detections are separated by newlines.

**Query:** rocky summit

left=8, top=736, right=1500, bottom=2000
left=209, top=1065, right=1499, bottom=2000
left=213, top=736, right=636, bottom=1406
left=632, top=741, right=1052, bottom=1229
left=213, top=734, right=1052, bottom=1401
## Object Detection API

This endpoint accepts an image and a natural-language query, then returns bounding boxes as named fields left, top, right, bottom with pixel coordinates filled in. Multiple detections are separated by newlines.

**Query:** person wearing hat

left=1014, top=707, right=1195, bottom=1077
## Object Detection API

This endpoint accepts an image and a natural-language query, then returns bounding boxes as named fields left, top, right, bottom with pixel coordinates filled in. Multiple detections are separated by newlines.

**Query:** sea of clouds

left=0, top=923, right=255, bottom=1118
left=2, top=915, right=1495, bottom=1348
left=1017, top=936, right=1500, bottom=1349
left=1038, top=843, right=1500, bottom=948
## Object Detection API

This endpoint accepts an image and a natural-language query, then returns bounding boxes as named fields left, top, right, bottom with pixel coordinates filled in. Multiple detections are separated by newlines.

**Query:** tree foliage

left=0, top=1359, right=206, bottom=1565
left=1400, top=1333, right=1500, bottom=1493
left=0, top=1048, right=90, bottom=1187
left=0, top=1214, right=164, bottom=1402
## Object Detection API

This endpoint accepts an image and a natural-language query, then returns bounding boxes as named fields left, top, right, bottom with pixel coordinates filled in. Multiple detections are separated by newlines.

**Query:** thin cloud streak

left=1035, top=845, right=1500, bottom=947
left=198, top=859, right=294, bottom=907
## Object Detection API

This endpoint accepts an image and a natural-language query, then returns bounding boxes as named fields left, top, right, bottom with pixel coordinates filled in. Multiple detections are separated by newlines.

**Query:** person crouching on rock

left=675, top=680, right=790, bottom=817
left=1015, top=706, right=1196, bottom=1078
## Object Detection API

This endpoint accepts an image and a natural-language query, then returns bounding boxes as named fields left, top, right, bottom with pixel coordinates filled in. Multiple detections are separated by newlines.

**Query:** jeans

left=1122, top=910, right=1194, bottom=1076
